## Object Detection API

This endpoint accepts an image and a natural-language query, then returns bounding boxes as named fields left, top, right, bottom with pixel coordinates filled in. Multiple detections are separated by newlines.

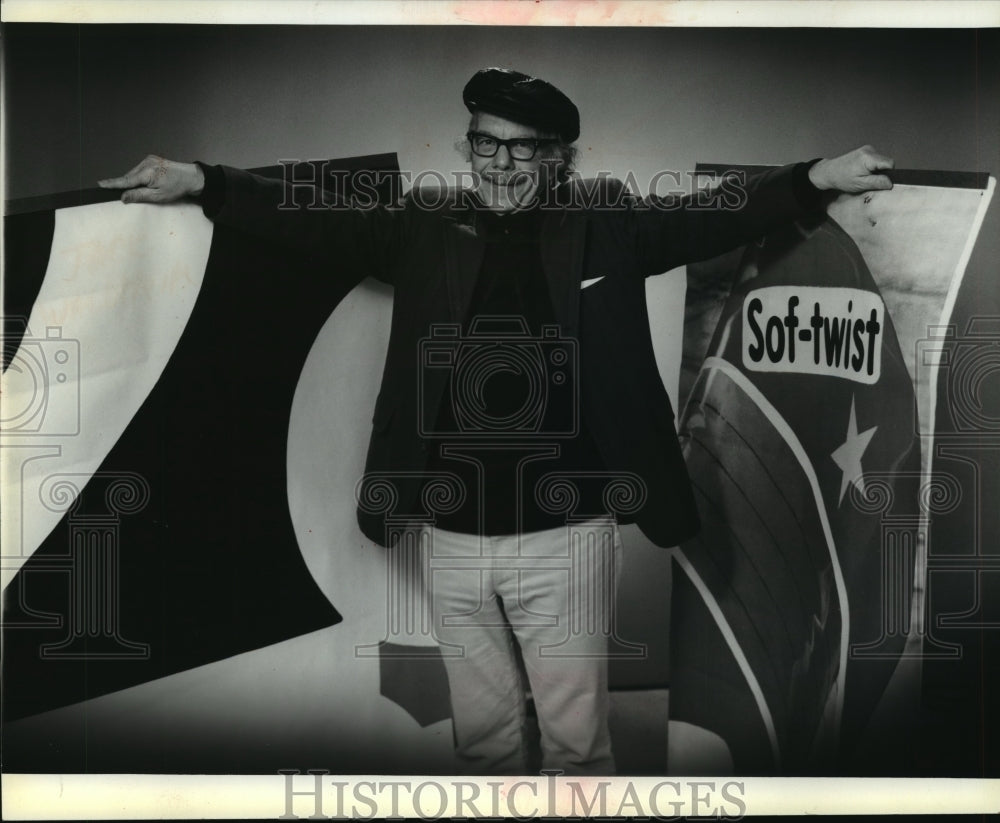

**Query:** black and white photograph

left=2, top=0, right=998, bottom=817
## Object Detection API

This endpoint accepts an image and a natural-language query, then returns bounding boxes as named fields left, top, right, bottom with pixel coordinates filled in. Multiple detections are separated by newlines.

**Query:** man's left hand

left=808, top=145, right=894, bottom=194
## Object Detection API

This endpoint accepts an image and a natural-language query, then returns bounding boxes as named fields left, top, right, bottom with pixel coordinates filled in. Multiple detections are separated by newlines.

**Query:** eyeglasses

left=467, top=131, right=559, bottom=161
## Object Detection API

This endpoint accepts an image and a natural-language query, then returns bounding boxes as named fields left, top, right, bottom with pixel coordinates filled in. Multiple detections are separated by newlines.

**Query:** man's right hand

left=98, top=155, right=204, bottom=204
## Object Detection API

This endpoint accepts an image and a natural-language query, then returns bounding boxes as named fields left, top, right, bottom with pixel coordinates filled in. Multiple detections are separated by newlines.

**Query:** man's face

left=469, top=112, right=558, bottom=212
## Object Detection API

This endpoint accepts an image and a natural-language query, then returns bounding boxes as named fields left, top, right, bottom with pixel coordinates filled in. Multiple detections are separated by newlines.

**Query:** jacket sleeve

left=197, top=163, right=406, bottom=287
left=627, top=161, right=824, bottom=276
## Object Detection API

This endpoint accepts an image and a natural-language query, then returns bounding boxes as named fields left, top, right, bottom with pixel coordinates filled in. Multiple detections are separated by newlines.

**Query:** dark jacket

left=207, top=162, right=820, bottom=547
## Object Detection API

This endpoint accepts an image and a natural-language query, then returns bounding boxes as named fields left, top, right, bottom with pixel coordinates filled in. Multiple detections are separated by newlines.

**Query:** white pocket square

left=580, top=276, right=605, bottom=289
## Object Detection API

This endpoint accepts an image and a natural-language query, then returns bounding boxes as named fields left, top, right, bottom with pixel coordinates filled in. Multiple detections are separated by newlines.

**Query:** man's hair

left=457, top=113, right=579, bottom=184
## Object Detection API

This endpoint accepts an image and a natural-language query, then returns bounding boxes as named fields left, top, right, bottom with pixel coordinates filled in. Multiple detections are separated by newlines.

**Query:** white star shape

left=831, top=396, right=877, bottom=506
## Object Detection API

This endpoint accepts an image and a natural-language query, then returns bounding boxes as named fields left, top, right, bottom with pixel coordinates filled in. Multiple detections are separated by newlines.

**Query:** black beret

left=463, top=67, right=580, bottom=143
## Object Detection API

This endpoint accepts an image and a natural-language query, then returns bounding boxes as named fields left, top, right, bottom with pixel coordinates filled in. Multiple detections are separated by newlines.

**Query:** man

left=99, top=67, right=894, bottom=775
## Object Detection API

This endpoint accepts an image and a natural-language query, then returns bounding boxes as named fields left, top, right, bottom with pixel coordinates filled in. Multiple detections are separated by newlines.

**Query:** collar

left=470, top=197, right=543, bottom=242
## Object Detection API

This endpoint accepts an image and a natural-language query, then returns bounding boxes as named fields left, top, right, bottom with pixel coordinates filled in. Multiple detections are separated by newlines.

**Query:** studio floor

left=3, top=623, right=677, bottom=775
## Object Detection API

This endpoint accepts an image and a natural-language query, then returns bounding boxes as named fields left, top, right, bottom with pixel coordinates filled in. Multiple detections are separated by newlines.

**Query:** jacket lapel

left=441, top=194, right=586, bottom=335
left=442, top=205, right=485, bottom=323
left=540, top=208, right=586, bottom=338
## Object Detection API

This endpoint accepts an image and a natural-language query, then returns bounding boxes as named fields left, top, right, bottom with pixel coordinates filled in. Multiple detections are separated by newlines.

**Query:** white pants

left=421, top=519, right=622, bottom=775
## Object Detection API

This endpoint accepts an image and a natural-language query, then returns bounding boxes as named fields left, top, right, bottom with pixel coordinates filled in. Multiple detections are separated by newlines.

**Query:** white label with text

left=742, top=286, right=883, bottom=384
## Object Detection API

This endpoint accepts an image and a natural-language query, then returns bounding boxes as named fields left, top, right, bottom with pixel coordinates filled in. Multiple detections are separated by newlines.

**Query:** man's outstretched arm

left=630, top=145, right=894, bottom=275
left=99, top=155, right=406, bottom=286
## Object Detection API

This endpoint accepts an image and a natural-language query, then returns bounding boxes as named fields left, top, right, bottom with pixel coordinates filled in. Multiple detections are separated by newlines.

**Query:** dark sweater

left=424, top=201, right=614, bottom=535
